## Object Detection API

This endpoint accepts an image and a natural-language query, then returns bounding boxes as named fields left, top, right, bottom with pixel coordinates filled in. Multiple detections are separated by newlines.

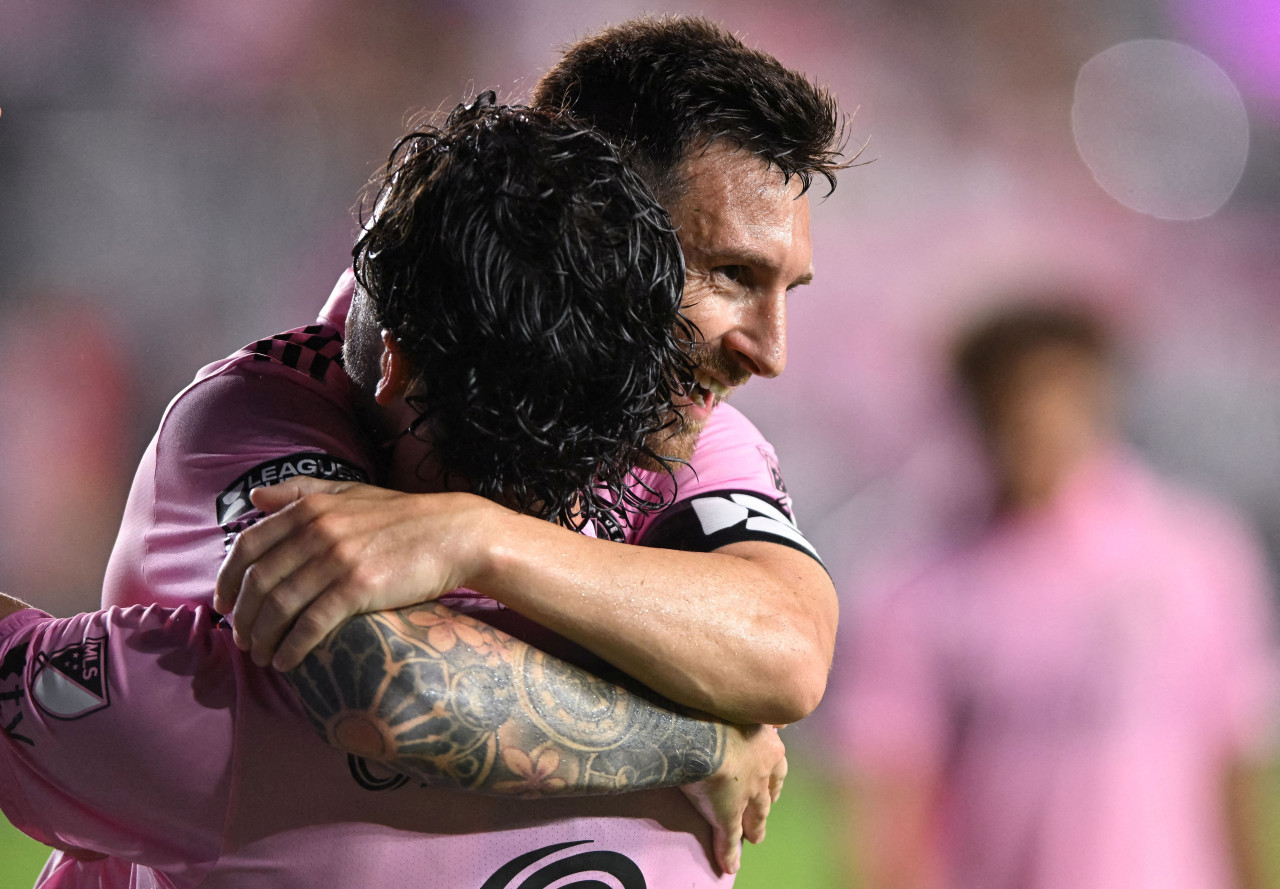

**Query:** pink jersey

left=0, top=604, right=727, bottom=888
left=103, top=274, right=375, bottom=610
left=79, top=271, right=826, bottom=887
left=831, top=453, right=1280, bottom=889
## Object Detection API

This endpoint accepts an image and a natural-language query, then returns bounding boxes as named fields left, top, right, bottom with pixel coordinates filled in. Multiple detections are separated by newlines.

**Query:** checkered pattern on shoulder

left=246, top=323, right=344, bottom=383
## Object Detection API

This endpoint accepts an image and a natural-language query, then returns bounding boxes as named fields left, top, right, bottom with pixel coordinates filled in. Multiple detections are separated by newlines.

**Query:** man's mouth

left=689, top=367, right=732, bottom=409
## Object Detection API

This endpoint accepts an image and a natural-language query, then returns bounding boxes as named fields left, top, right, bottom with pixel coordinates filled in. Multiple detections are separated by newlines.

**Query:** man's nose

left=726, top=294, right=787, bottom=379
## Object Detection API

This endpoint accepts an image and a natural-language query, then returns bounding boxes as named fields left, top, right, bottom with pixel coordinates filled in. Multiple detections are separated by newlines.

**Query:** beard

left=638, top=342, right=747, bottom=469
left=639, top=413, right=707, bottom=469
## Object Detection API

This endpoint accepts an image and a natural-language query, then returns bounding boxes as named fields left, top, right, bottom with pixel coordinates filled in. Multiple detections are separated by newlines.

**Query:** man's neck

left=0, top=593, right=32, bottom=620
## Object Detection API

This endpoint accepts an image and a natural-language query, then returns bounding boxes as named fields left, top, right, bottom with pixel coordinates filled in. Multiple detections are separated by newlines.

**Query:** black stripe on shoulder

left=637, top=489, right=824, bottom=567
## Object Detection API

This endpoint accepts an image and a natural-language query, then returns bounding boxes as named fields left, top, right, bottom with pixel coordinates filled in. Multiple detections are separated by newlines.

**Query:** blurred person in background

left=833, top=301, right=1279, bottom=889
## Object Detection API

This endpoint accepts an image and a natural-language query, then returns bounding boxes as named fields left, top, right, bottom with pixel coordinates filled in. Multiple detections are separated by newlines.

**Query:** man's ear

left=373, top=331, right=413, bottom=406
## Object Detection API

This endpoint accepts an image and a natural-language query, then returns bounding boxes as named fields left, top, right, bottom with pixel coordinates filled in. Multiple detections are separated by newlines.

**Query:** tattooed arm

left=288, top=599, right=784, bottom=873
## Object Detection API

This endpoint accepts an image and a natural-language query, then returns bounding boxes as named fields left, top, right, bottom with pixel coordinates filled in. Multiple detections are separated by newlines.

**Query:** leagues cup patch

left=217, top=451, right=369, bottom=527
left=32, top=635, right=110, bottom=720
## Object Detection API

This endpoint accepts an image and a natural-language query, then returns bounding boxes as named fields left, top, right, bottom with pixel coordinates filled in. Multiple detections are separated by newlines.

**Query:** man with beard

left=220, top=14, right=844, bottom=734
left=7, top=99, right=781, bottom=889
left=76, top=14, right=845, bottom=889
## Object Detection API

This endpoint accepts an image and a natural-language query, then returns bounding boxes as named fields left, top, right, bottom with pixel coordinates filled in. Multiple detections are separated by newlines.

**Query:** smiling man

left=218, top=17, right=844, bottom=733
left=85, top=14, right=844, bottom=889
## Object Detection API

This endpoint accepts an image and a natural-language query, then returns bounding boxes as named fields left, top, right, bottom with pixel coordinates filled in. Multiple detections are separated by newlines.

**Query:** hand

left=680, top=724, right=786, bottom=875
left=214, top=476, right=500, bottom=670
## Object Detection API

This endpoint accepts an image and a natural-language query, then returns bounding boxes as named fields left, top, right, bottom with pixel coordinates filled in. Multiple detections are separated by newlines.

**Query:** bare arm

left=289, top=598, right=785, bottom=874
left=220, top=479, right=837, bottom=725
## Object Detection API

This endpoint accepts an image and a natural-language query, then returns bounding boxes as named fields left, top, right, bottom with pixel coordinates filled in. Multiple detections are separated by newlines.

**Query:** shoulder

left=673, top=404, right=793, bottom=506
left=158, top=320, right=367, bottom=465
left=629, top=405, right=821, bottom=562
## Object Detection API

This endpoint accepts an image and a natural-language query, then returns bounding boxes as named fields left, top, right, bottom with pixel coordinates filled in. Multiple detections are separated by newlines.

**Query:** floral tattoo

left=288, top=601, right=727, bottom=796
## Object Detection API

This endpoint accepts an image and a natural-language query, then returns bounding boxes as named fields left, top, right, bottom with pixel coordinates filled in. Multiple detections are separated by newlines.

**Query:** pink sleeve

left=0, top=606, right=238, bottom=874
left=104, top=362, right=374, bottom=609
left=632, top=405, right=823, bottom=564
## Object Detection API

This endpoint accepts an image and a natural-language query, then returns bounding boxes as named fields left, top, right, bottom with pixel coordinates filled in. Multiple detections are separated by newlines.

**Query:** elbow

left=761, top=666, right=828, bottom=726
left=729, top=643, right=830, bottom=726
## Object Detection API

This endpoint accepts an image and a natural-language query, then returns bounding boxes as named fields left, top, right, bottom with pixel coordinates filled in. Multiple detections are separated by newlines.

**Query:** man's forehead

left=671, top=146, right=812, bottom=274
left=677, top=142, right=801, bottom=202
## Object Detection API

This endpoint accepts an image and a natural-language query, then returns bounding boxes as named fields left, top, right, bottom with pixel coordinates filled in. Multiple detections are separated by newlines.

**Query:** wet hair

left=952, top=302, right=1112, bottom=415
left=531, top=15, right=846, bottom=202
left=352, top=92, right=694, bottom=528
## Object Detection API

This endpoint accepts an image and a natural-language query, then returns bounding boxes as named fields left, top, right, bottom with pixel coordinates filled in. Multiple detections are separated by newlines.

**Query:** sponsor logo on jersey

left=480, top=840, right=645, bottom=889
left=217, top=452, right=369, bottom=527
left=348, top=754, right=411, bottom=792
left=31, top=635, right=110, bottom=720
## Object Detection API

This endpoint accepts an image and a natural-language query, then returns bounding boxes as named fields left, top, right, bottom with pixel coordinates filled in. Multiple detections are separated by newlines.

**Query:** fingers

left=269, top=584, right=367, bottom=671
left=713, top=819, right=743, bottom=876
left=741, top=781, right=772, bottom=846
left=216, top=494, right=348, bottom=656
left=236, top=557, right=352, bottom=668
left=770, top=747, right=788, bottom=803
left=214, top=501, right=310, bottom=616
left=249, top=476, right=356, bottom=514
left=214, top=479, right=360, bottom=614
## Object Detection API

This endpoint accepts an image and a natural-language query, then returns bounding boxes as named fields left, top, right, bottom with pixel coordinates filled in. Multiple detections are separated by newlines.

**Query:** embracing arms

left=290, top=597, right=783, bottom=874
left=218, top=479, right=838, bottom=726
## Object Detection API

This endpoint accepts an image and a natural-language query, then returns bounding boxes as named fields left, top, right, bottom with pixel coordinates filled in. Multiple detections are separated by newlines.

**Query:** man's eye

left=714, top=265, right=746, bottom=283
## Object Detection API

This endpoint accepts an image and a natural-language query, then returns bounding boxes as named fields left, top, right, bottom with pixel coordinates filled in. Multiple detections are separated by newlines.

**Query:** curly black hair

left=352, top=93, right=695, bottom=528
left=531, top=15, right=847, bottom=202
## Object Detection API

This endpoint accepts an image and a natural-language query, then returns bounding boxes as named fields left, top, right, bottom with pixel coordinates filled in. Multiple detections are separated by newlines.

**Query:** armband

left=638, top=489, right=824, bottom=566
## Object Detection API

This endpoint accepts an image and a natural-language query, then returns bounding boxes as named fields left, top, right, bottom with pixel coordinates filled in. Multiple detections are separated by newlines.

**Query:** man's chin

left=638, top=415, right=706, bottom=471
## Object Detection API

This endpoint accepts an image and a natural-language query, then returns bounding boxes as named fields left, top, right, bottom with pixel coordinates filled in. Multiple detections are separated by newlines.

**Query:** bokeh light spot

left=1072, top=39, right=1250, bottom=220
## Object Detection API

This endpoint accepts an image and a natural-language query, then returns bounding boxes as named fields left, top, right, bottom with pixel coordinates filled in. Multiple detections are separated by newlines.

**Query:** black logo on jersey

left=758, top=446, right=788, bottom=495
left=480, top=840, right=645, bottom=889
left=31, top=635, right=110, bottom=720
left=588, top=509, right=629, bottom=543
left=217, top=452, right=369, bottom=526
left=0, top=642, right=34, bottom=745
left=348, top=754, right=411, bottom=792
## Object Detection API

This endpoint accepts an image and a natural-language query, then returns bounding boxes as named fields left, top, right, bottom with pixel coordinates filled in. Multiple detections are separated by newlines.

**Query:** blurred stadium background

left=2, top=0, right=1279, bottom=884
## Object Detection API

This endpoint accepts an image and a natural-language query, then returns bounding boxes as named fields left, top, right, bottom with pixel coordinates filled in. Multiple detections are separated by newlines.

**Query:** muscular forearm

left=473, top=509, right=837, bottom=725
left=288, top=600, right=729, bottom=795
left=221, top=479, right=837, bottom=726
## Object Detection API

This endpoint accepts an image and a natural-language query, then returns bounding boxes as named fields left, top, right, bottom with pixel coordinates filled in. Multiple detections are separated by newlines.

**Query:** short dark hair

left=952, top=302, right=1112, bottom=411
left=531, top=15, right=845, bottom=201
left=352, top=93, right=694, bottom=528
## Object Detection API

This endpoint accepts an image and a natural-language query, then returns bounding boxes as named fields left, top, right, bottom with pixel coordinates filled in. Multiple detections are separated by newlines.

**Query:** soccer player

left=219, top=14, right=843, bottom=731
left=833, top=303, right=1278, bottom=889
left=8, top=99, right=781, bottom=888
left=89, top=15, right=845, bottom=888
